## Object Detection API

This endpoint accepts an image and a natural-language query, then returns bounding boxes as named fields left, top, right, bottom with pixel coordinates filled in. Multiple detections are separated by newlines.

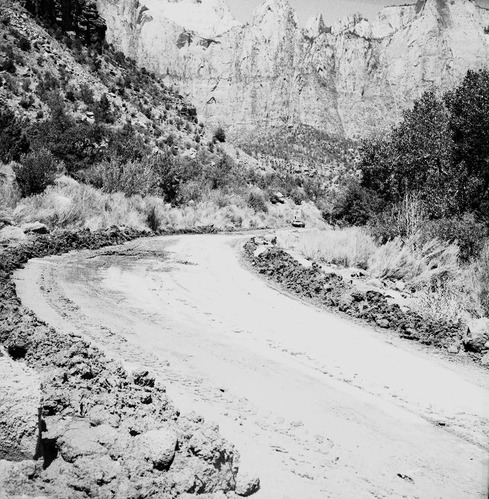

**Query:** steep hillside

left=0, top=0, right=332, bottom=237
left=95, top=0, right=489, bottom=138
left=0, top=0, right=215, bottom=166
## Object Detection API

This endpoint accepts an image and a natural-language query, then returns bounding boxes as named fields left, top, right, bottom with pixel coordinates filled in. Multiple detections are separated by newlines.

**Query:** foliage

left=82, top=157, right=160, bottom=197
left=17, top=36, right=30, bottom=51
left=349, top=69, right=489, bottom=260
left=0, top=106, right=29, bottom=163
left=213, top=125, right=226, bottom=143
left=27, top=100, right=106, bottom=173
left=369, top=193, right=427, bottom=243
left=330, top=179, right=382, bottom=226
left=367, top=234, right=459, bottom=288
left=444, top=69, right=489, bottom=218
left=248, top=190, right=268, bottom=213
left=475, top=241, right=489, bottom=316
left=359, top=91, right=455, bottom=217
left=14, top=149, right=58, bottom=196
left=281, top=227, right=376, bottom=269
left=420, top=214, right=488, bottom=262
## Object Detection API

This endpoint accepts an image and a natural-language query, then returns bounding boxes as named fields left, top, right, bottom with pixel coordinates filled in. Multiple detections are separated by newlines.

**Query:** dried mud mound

left=0, top=228, right=256, bottom=499
left=244, top=238, right=474, bottom=358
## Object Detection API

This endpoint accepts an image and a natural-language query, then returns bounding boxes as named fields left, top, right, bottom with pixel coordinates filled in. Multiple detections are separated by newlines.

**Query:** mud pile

left=244, top=238, right=476, bottom=359
left=0, top=227, right=257, bottom=499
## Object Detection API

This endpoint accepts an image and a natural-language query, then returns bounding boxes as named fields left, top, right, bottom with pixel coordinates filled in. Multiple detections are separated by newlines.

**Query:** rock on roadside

left=0, top=227, right=255, bottom=498
left=0, top=347, right=41, bottom=461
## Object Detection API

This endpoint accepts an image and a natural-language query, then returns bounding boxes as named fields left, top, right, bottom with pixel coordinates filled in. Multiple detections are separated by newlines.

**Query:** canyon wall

left=96, top=0, right=489, bottom=138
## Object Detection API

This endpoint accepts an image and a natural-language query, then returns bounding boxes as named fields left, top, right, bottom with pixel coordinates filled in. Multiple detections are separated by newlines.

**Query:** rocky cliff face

left=96, top=0, right=489, bottom=138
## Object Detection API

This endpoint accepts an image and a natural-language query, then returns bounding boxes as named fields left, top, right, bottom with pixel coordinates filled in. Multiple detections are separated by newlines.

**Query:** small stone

left=481, top=353, right=489, bottom=366
left=376, top=318, right=390, bottom=328
left=447, top=343, right=460, bottom=354
left=463, top=318, right=489, bottom=353
left=235, top=470, right=260, bottom=497
left=253, top=245, right=270, bottom=258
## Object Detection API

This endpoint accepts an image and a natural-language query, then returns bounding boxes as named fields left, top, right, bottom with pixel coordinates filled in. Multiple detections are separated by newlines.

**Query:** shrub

left=1, top=47, right=16, bottom=73
left=331, top=180, right=382, bottom=226
left=369, top=193, right=427, bottom=243
left=14, top=149, right=58, bottom=196
left=475, top=241, right=489, bottom=316
left=248, top=190, right=268, bottom=213
left=82, top=157, right=159, bottom=197
left=17, top=36, right=31, bottom=51
left=367, top=234, right=459, bottom=288
left=93, top=93, right=114, bottom=123
left=420, top=214, right=489, bottom=262
left=0, top=106, right=29, bottom=163
left=79, top=83, right=94, bottom=105
left=213, top=126, right=226, bottom=143
left=288, top=228, right=376, bottom=269
left=146, top=204, right=160, bottom=232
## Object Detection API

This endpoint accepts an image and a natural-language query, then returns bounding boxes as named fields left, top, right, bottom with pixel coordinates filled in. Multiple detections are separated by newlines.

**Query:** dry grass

left=367, top=235, right=460, bottom=288
left=279, top=228, right=480, bottom=324
left=11, top=178, right=326, bottom=233
left=279, top=227, right=376, bottom=269
left=0, top=163, right=21, bottom=214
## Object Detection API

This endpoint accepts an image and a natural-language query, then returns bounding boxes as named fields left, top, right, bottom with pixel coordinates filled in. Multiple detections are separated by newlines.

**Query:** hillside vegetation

left=0, top=0, right=326, bottom=234
left=318, top=69, right=489, bottom=330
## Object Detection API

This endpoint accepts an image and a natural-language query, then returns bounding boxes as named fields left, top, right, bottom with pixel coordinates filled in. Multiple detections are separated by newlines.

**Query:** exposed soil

left=12, top=232, right=489, bottom=498
left=0, top=227, right=255, bottom=499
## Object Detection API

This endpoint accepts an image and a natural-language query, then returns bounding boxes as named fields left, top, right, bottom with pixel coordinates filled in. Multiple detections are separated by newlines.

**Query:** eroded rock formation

left=96, top=0, right=489, bottom=138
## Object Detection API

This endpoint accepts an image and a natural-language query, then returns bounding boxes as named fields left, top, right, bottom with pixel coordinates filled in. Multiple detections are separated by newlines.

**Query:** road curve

left=14, top=233, right=489, bottom=498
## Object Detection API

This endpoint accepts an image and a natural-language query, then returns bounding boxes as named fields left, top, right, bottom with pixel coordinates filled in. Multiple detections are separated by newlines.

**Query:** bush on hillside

left=330, top=179, right=382, bottom=226
left=14, top=149, right=58, bottom=196
left=248, top=190, right=268, bottom=213
left=348, top=69, right=489, bottom=253
left=420, top=214, right=488, bottom=262
left=213, top=126, right=226, bottom=143
left=0, top=106, right=29, bottom=163
left=82, top=158, right=160, bottom=197
left=475, top=241, right=489, bottom=316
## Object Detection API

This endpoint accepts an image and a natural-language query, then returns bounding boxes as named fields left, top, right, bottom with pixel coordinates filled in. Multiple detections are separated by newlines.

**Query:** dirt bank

left=13, top=232, right=489, bottom=498
left=0, top=228, right=256, bottom=498
left=243, top=237, right=485, bottom=363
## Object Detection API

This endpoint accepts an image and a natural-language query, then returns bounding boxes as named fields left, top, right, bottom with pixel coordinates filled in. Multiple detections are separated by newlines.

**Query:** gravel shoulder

left=15, top=233, right=489, bottom=499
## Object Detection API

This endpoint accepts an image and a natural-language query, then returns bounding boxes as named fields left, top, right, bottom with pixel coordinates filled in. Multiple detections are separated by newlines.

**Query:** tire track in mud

left=15, top=235, right=489, bottom=499
left=31, top=255, right=341, bottom=496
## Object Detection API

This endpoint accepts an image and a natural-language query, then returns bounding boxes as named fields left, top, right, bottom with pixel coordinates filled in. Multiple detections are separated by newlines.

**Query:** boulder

left=253, top=245, right=270, bottom=258
left=481, top=353, right=489, bottom=366
left=463, top=319, right=489, bottom=353
left=21, top=222, right=49, bottom=235
left=135, top=428, right=177, bottom=470
left=0, top=350, right=42, bottom=460
left=0, top=226, right=26, bottom=242
left=235, top=470, right=260, bottom=497
left=447, top=342, right=460, bottom=354
left=376, top=318, right=390, bottom=329
left=53, top=419, right=108, bottom=463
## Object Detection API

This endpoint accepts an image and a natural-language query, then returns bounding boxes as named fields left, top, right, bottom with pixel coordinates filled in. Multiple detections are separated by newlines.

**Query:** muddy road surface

left=15, top=234, right=489, bottom=498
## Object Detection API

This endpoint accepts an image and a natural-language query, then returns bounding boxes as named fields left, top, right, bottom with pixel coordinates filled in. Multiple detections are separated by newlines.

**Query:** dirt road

left=14, top=233, right=489, bottom=498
